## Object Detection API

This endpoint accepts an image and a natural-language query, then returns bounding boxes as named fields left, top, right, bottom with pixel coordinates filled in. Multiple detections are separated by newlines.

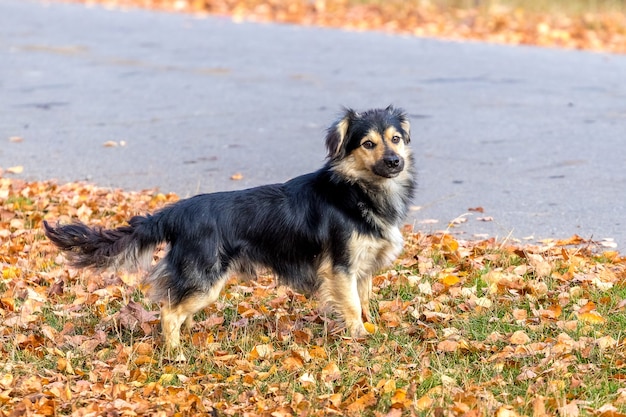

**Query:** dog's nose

left=384, top=155, right=401, bottom=168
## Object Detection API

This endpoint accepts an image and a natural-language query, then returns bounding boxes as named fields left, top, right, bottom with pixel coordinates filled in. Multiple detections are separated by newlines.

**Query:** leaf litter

left=63, top=0, right=626, bottom=54
left=1, top=174, right=626, bottom=416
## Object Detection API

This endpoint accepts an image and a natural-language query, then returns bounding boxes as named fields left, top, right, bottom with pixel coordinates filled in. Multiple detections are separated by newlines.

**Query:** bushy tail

left=43, top=215, right=162, bottom=270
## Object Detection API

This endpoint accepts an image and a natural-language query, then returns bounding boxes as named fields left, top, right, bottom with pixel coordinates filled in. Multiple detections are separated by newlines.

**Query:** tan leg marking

left=161, top=277, right=227, bottom=351
left=317, top=262, right=367, bottom=338
left=357, top=275, right=373, bottom=323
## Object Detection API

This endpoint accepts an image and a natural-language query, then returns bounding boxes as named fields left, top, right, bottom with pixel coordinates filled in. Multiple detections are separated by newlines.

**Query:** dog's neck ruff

left=328, top=161, right=416, bottom=230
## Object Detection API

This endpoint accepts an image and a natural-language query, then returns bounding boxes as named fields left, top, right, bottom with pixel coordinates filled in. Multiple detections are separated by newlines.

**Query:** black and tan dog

left=44, top=106, right=416, bottom=352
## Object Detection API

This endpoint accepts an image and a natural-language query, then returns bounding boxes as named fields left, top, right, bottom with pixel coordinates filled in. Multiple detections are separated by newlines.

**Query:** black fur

left=44, top=106, right=416, bottom=346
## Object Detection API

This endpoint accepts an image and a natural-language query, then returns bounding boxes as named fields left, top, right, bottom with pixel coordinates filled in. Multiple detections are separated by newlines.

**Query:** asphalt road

left=1, top=0, right=625, bottom=247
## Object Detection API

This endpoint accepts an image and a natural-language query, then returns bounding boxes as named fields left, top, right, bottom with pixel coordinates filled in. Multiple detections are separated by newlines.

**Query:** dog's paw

left=346, top=322, right=370, bottom=340
left=165, top=350, right=187, bottom=363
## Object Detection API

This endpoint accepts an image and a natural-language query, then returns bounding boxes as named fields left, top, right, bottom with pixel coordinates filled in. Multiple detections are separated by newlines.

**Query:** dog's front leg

left=357, top=274, right=373, bottom=323
left=319, top=271, right=368, bottom=338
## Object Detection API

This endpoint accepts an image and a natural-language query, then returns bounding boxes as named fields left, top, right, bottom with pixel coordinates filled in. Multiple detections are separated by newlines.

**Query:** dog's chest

left=348, top=227, right=404, bottom=277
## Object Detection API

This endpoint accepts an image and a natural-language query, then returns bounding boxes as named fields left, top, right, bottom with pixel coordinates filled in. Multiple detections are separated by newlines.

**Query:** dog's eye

left=391, top=135, right=402, bottom=144
left=362, top=140, right=376, bottom=149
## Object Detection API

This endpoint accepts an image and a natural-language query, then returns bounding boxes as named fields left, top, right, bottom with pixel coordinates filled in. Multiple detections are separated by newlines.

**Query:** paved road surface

left=1, top=0, right=625, bottom=247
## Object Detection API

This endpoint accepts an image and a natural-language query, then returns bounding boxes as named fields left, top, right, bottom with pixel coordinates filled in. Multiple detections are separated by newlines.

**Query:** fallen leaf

left=509, top=330, right=531, bottom=345
left=558, top=400, right=580, bottom=417
left=437, top=340, right=459, bottom=352
left=7, top=166, right=24, bottom=174
left=496, top=406, right=522, bottom=417
left=321, top=362, right=341, bottom=383
left=533, top=396, right=547, bottom=417
left=415, top=394, right=433, bottom=411
left=345, top=391, right=376, bottom=416
left=578, top=301, right=596, bottom=314
left=390, top=388, right=412, bottom=410
left=363, top=322, right=376, bottom=333
left=441, top=274, right=460, bottom=286
left=249, top=343, right=273, bottom=360
left=578, top=311, right=606, bottom=324
left=298, top=372, right=316, bottom=388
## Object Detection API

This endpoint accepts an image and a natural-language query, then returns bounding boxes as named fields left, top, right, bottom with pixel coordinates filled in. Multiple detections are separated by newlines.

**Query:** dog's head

left=325, top=106, right=411, bottom=181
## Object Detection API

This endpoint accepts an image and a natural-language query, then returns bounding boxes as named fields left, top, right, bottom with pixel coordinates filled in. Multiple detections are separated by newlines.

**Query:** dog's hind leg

left=318, top=270, right=368, bottom=338
left=161, top=276, right=228, bottom=354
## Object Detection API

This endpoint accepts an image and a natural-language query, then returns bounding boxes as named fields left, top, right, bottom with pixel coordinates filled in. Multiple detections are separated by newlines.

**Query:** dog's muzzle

left=374, top=152, right=405, bottom=178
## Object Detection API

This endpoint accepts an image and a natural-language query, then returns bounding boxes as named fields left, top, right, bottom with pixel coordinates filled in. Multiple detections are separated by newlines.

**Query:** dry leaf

left=578, top=311, right=606, bottom=324
left=441, top=274, right=460, bottom=286
left=345, top=391, right=376, bottom=415
left=2, top=171, right=625, bottom=416
left=230, top=172, right=244, bottom=180
left=509, top=330, right=531, bottom=345
left=558, top=400, right=580, bottom=417
left=437, top=340, right=459, bottom=352
left=415, top=394, right=434, bottom=411
left=533, top=396, right=547, bottom=417
left=298, top=372, right=316, bottom=388
left=249, top=343, right=273, bottom=359
left=496, top=406, right=522, bottom=417
left=7, top=165, right=24, bottom=174
left=321, top=362, right=341, bottom=383
left=363, top=322, right=376, bottom=333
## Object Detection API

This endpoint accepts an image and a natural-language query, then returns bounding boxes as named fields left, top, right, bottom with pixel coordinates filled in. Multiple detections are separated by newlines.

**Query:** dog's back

left=44, top=106, right=416, bottom=355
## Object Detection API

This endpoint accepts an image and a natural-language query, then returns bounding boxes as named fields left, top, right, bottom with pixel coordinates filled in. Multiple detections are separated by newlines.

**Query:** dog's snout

left=373, top=152, right=405, bottom=178
left=384, top=154, right=401, bottom=168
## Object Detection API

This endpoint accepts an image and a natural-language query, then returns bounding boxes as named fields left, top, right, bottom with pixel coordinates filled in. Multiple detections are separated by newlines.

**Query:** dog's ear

left=400, top=118, right=411, bottom=144
left=387, top=105, right=411, bottom=144
left=325, top=108, right=357, bottom=160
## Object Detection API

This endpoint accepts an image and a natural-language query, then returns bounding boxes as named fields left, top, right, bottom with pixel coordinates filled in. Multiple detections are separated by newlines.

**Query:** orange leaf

left=134, top=355, right=157, bottom=366
left=283, top=355, right=304, bottom=371
left=442, top=234, right=459, bottom=252
left=555, top=235, right=585, bottom=246
left=390, top=388, right=412, bottom=410
left=578, top=311, right=606, bottom=324
left=380, top=312, right=401, bottom=328
left=249, top=344, right=273, bottom=360
left=509, top=330, right=530, bottom=345
left=345, top=391, right=377, bottom=415
left=362, top=321, right=376, bottom=333
left=437, top=340, right=459, bottom=352
left=441, top=274, right=460, bottom=286
left=578, top=301, right=596, bottom=314
left=321, top=362, right=341, bottom=383
left=496, top=406, right=522, bottom=417
left=380, top=379, right=396, bottom=394
left=532, top=396, right=547, bottom=417
left=415, top=394, right=433, bottom=411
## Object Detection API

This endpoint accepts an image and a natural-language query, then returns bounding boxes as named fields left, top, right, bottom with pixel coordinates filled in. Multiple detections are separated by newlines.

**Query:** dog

left=44, top=106, right=416, bottom=353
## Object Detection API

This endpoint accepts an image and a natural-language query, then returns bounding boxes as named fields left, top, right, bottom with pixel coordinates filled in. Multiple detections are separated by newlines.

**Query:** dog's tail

left=43, top=214, right=164, bottom=271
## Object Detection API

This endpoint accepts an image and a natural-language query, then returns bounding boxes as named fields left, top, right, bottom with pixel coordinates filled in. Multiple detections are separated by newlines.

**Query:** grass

left=2, top=179, right=626, bottom=415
